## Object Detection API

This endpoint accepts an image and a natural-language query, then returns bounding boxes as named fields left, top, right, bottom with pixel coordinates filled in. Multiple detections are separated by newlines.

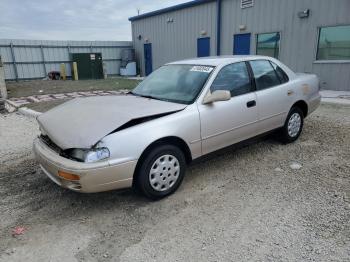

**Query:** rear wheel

left=279, top=107, right=304, bottom=143
left=136, top=144, right=186, bottom=200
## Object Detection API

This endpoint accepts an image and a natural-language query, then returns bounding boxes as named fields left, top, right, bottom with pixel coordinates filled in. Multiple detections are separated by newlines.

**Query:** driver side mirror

left=203, top=90, right=231, bottom=104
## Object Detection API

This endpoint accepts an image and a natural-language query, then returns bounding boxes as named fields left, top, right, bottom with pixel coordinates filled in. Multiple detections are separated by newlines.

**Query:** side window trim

left=245, top=61, right=257, bottom=92
left=210, top=62, right=254, bottom=97
left=269, top=61, right=289, bottom=84
left=249, top=59, right=283, bottom=91
left=268, top=60, right=283, bottom=84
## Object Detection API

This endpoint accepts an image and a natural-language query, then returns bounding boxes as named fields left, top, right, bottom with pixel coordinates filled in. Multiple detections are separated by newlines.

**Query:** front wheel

left=135, top=144, right=186, bottom=200
left=279, top=107, right=304, bottom=143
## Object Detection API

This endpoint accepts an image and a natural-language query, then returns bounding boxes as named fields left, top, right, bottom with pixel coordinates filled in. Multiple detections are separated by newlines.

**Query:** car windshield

left=131, top=64, right=214, bottom=104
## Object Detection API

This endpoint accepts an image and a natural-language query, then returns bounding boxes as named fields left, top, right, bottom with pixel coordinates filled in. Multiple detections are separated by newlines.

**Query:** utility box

left=71, top=53, right=104, bottom=80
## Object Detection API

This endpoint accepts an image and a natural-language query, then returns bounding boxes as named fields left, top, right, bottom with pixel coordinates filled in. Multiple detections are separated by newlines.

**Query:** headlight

left=69, top=148, right=110, bottom=163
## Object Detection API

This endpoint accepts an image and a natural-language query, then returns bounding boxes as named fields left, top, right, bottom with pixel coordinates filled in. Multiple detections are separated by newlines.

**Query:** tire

left=279, top=107, right=304, bottom=144
left=135, top=144, right=186, bottom=200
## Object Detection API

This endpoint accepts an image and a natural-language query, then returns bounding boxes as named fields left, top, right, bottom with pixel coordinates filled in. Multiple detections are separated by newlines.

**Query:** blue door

left=233, top=33, right=251, bottom=55
left=197, top=37, right=210, bottom=57
left=144, top=43, right=153, bottom=76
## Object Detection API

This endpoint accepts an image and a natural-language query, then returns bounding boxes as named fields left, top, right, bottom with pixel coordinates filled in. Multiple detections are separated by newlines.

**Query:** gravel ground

left=0, top=113, right=39, bottom=165
left=0, top=103, right=349, bottom=262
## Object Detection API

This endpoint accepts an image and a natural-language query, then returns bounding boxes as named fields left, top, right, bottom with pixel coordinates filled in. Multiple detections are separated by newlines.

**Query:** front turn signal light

left=58, top=171, right=80, bottom=181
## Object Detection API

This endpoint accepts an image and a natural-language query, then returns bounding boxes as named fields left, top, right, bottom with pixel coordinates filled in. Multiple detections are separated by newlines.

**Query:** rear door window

left=270, top=61, right=289, bottom=84
left=211, top=62, right=253, bottom=97
left=249, top=60, right=281, bottom=90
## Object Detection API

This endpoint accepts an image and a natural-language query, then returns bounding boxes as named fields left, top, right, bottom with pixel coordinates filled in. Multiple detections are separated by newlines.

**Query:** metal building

left=129, top=0, right=350, bottom=91
left=0, top=39, right=132, bottom=81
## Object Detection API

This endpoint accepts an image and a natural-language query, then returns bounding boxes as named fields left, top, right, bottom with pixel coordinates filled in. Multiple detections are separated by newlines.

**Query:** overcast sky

left=0, top=0, right=188, bottom=41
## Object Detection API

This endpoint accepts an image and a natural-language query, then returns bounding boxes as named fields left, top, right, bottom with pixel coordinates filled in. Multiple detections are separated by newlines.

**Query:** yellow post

left=60, top=63, right=66, bottom=80
left=72, top=62, right=78, bottom=80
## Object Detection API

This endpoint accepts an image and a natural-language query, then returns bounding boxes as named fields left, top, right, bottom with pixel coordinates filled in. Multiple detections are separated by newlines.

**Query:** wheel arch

left=132, top=136, right=192, bottom=185
left=291, top=100, right=308, bottom=117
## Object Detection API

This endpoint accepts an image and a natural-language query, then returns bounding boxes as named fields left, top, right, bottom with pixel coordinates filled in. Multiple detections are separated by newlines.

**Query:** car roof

left=167, top=55, right=272, bottom=66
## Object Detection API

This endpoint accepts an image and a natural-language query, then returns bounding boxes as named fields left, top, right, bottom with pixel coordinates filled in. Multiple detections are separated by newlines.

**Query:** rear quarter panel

left=270, top=57, right=320, bottom=118
left=291, top=73, right=321, bottom=116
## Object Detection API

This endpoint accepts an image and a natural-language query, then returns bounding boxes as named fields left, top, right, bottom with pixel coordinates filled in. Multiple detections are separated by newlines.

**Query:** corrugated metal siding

left=220, top=0, right=350, bottom=91
left=0, top=39, right=132, bottom=80
left=131, top=0, right=350, bottom=91
left=132, top=1, right=217, bottom=76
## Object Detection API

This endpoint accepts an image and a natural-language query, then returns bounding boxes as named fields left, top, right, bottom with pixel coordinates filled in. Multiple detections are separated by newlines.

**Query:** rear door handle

left=246, top=100, right=256, bottom=108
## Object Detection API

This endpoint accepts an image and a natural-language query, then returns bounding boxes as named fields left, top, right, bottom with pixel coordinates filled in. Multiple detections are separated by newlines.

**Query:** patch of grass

left=7, top=77, right=141, bottom=98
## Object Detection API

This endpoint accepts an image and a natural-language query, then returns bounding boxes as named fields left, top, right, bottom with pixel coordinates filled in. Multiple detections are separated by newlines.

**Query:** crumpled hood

left=37, top=95, right=186, bottom=149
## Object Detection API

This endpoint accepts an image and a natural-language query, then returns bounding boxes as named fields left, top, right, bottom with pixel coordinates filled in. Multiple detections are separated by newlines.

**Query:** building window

left=316, top=25, right=350, bottom=60
left=256, top=32, right=280, bottom=59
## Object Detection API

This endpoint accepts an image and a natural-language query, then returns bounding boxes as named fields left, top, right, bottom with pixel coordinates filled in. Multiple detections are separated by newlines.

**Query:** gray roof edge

left=129, top=0, right=216, bottom=22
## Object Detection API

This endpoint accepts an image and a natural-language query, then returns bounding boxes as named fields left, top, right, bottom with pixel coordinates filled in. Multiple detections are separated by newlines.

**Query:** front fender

left=99, top=104, right=201, bottom=163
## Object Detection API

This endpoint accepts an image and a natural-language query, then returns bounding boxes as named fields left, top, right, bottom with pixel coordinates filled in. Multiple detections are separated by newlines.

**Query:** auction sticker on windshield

left=190, top=66, right=213, bottom=73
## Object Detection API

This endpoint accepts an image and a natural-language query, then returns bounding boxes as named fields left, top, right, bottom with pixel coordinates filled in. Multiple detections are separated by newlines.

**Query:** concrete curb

left=5, top=99, right=42, bottom=117
left=5, top=99, right=19, bottom=112
left=321, top=98, right=350, bottom=106
left=17, top=107, right=42, bottom=118
left=320, top=90, right=350, bottom=105
left=126, top=76, right=145, bottom=81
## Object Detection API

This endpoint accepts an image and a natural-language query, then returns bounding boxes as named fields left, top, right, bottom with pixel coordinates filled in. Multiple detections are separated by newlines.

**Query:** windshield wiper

left=139, top=94, right=157, bottom=99
left=129, top=92, right=161, bottom=100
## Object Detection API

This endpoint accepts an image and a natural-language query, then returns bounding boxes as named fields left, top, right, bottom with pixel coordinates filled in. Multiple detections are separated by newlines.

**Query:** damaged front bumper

left=33, top=138, right=137, bottom=193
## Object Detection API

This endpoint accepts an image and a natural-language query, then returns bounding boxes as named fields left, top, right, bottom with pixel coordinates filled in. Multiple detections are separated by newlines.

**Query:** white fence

left=0, top=39, right=132, bottom=81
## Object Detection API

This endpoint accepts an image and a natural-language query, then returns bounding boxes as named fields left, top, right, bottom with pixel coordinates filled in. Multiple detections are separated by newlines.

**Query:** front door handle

left=247, top=100, right=256, bottom=108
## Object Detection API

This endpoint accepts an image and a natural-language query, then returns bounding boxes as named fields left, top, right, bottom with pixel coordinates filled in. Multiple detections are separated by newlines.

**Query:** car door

left=249, top=60, right=290, bottom=134
left=144, top=43, right=153, bottom=76
left=197, top=62, right=258, bottom=155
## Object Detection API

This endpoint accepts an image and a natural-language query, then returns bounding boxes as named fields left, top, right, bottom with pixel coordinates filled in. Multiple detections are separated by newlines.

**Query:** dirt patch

left=25, top=99, right=70, bottom=113
left=0, top=104, right=349, bottom=262
left=6, top=78, right=140, bottom=98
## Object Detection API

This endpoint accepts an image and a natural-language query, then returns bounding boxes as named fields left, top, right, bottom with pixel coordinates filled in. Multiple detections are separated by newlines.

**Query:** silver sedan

left=33, top=56, right=321, bottom=199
